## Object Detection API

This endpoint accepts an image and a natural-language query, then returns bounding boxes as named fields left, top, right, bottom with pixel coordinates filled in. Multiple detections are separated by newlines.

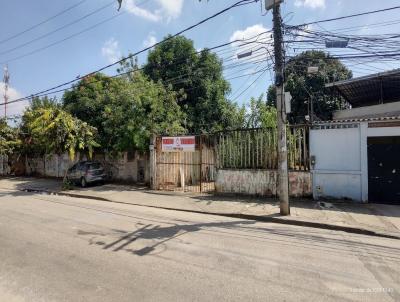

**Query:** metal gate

left=154, top=135, right=216, bottom=193
left=368, top=136, right=400, bottom=204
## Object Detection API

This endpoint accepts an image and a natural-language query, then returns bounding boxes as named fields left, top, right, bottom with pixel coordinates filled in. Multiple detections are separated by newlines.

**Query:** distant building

left=310, top=69, right=400, bottom=204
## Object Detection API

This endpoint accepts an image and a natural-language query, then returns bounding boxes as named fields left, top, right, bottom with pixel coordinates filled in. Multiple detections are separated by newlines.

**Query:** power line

left=231, top=68, right=269, bottom=102
left=0, top=13, right=124, bottom=65
left=0, top=0, right=88, bottom=45
left=0, top=27, right=267, bottom=107
left=4, top=64, right=273, bottom=119
left=0, top=1, right=153, bottom=64
left=3, top=0, right=258, bottom=105
left=287, top=5, right=400, bottom=28
left=0, top=1, right=116, bottom=57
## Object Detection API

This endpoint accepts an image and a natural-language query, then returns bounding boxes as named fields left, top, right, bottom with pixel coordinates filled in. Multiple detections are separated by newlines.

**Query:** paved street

left=0, top=188, right=399, bottom=302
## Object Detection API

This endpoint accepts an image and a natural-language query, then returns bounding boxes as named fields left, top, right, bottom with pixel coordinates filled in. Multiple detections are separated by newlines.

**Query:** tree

left=143, top=35, right=236, bottom=133
left=0, top=119, right=20, bottom=156
left=245, top=95, right=277, bottom=128
left=29, top=96, right=61, bottom=111
left=21, top=105, right=99, bottom=160
left=267, top=50, right=352, bottom=122
left=63, top=72, right=186, bottom=153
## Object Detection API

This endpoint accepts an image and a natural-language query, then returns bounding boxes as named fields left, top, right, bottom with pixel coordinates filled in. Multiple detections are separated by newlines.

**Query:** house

left=310, top=69, right=400, bottom=204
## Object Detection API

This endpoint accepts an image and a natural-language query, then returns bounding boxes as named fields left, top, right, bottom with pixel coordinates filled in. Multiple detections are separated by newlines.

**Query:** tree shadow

left=79, top=217, right=400, bottom=263
left=84, top=220, right=256, bottom=256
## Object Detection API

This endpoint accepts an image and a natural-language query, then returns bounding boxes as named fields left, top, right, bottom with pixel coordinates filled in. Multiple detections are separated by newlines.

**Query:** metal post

left=310, top=95, right=314, bottom=124
left=272, top=3, right=290, bottom=215
left=199, top=135, right=203, bottom=193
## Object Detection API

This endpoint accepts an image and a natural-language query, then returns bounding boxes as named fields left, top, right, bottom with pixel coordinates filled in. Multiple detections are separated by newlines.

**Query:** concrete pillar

left=360, top=122, right=368, bottom=203
left=149, top=135, right=157, bottom=190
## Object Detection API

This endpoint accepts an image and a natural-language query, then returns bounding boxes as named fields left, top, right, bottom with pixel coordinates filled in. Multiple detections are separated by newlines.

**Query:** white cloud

left=229, top=24, right=272, bottom=63
left=124, top=0, right=183, bottom=22
left=143, top=32, right=157, bottom=48
left=0, top=83, right=27, bottom=118
left=125, top=0, right=161, bottom=22
left=157, top=0, right=184, bottom=20
left=230, top=24, right=269, bottom=43
left=294, top=0, right=325, bottom=9
left=101, top=38, right=122, bottom=63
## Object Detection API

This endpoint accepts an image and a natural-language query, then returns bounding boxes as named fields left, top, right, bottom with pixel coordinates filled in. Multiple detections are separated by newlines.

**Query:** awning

left=325, top=69, right=400, bottom=108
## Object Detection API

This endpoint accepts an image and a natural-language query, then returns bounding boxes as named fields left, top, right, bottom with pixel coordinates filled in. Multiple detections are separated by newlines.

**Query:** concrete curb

left=22, top=188, right=400, bottom=240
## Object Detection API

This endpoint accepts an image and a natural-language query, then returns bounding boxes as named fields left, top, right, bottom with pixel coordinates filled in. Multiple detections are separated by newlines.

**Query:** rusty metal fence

left=154, top=125, right=309, bottom=193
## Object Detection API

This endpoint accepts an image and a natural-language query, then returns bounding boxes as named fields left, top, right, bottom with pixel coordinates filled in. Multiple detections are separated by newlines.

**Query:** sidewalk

left=1, top=176, right=400, bottom=238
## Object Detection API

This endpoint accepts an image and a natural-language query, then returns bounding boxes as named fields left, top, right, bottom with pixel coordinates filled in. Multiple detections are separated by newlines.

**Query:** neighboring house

left=310, top=69, right=400, bottom=204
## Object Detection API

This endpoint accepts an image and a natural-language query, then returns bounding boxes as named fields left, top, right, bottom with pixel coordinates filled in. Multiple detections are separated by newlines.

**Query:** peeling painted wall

left=21, top=152, right=150, bottom=184
left=215, top=169, right=312, bottom=197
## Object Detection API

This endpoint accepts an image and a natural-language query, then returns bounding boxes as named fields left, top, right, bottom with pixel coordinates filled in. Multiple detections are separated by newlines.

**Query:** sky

left=1, top=0, right=400, bottom=118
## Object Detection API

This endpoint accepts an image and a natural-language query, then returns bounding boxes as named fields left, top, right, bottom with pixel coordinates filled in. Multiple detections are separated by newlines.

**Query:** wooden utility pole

left=272, top=2, right=290, bottom=215
left=3, top=65, right=9, bottom=119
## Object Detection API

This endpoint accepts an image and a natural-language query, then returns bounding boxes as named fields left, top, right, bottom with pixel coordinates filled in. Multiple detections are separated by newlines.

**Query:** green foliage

left=143, top=35, right=236, bottom=133
left=21, top=104, right=99, bottom=159
left=0, top=118, right=20, bottom=155
left=29, top=96, right=61, bottom=111
left=63, top=72, right=185, bottom=153
left=244, top=95, right=277, bottom=128
left=267, top=50, right=352, bottom=122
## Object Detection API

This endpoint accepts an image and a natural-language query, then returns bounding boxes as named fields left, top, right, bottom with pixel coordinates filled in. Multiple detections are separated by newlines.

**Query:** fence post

left=149, top=135, right=157, bottom=190
left=199, top=135, right=203, bottom=193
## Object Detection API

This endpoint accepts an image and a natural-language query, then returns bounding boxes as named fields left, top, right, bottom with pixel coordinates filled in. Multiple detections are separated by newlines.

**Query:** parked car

left=66, top=161, right=107, bottom=187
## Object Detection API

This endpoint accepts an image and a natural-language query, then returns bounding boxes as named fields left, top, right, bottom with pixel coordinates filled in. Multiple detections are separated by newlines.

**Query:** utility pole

left=270, top=1, right=290, bottom=215
left=3, top=65, right=10, bottom=119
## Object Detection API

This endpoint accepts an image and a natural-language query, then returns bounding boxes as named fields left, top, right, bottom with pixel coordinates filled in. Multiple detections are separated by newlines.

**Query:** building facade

left=311, top=69, right=400, bottom=204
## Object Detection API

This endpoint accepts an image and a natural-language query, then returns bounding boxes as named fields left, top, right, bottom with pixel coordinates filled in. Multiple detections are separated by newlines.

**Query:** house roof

left=325, top=69, right=400, bottom=108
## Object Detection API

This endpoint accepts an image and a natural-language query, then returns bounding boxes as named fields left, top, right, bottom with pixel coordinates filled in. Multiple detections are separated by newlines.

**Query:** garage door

left=368, top=136, right=400, bottom=204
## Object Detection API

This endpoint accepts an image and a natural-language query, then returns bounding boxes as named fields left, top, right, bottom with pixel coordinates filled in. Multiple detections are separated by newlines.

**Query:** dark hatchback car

left=66, top=161, right=107, bottom=187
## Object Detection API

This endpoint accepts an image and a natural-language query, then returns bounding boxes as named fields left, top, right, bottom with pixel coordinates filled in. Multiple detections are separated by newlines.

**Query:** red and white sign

left=162, top=136, right=196, bottom=152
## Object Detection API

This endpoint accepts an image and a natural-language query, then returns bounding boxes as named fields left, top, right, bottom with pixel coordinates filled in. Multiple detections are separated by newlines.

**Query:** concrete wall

left=0, top=155, right=9, bottom=175
left=22, top=152, right=150, bottom=184
left=311, top=121, right=400, bottom=202
left=333, top=102, right=400, bottom=120
left=215, top=169, right=312, bottom=197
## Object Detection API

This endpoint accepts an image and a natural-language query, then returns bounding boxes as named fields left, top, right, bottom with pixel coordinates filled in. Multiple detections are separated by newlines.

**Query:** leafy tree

left=63, top=72, right=186, bottom=153
left=267, top=50, right=352, bottom=122
left=0, top=118, right=20, bottom=155
left=21, top=105, right=99, bottom=160
left=245, top=95, right=277, bottom=128
left=29, top=96, right=61, bottom=111
left=143, top=35, right=235, bottom=133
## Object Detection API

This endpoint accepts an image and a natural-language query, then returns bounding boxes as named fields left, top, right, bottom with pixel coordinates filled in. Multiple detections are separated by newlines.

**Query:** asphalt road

left=0, top=188, right=399, bottom=302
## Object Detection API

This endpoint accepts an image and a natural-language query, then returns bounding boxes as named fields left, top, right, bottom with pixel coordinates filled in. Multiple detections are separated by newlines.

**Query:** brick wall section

left=215, top=169, right=312, bottom=197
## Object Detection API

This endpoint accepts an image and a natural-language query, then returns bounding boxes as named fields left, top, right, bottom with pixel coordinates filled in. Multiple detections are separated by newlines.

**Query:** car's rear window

left=87, top=163, right=102, bottom=170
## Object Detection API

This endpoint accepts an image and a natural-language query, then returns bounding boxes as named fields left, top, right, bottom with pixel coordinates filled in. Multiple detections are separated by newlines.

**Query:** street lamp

left=306, top=66, right=319, bottom=123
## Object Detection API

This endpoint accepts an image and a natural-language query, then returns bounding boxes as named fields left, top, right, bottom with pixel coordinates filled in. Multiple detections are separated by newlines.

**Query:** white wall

left=310, top=124, right=364, bottom=202
left=311, top=122, right=400, bottom=202
left=334, top=102, right=400, bottom=120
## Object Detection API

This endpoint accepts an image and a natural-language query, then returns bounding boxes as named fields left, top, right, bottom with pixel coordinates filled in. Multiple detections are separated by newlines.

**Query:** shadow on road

left=82, top=220, right=256, bottom=256
left=77, top=216, right=400, bottom=261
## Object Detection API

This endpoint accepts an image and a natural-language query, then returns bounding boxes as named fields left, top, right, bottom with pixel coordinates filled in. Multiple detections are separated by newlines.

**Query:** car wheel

left=81, top=177, right=87, bottom=188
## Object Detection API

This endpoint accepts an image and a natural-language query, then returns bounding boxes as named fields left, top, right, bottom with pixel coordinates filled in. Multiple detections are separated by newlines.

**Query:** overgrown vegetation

left=267, top=50, right=352, bottom=122
left=2, top=37, right=350, bottom=162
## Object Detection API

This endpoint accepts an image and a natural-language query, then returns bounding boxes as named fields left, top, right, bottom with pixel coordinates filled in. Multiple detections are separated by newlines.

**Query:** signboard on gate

left=162, top=136, right=196, bottom=152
